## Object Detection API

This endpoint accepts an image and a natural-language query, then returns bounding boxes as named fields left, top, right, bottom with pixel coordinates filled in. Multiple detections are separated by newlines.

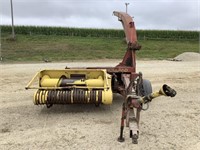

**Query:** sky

left=0, top=0, right=199, bottom=31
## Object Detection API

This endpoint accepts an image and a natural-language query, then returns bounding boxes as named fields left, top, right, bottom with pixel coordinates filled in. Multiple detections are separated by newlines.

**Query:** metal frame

left=86, top=11, right=143, bottom=143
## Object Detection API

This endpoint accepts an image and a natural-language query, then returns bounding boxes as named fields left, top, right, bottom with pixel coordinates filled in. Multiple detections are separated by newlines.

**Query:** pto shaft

left=138, top=84, right=176, bottom=104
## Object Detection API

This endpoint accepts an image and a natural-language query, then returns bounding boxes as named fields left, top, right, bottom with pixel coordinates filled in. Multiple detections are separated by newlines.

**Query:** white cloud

left=1, top=0, right=199, bottom=30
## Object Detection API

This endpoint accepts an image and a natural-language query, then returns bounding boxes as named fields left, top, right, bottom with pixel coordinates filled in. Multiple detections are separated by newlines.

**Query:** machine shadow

left=39, top=93, right=124, bottom=114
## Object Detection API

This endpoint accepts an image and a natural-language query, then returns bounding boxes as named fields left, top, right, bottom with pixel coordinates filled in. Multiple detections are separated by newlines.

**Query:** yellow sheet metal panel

left=40, top=75, right=59, bottom=87
left=39, top=69, right=108, bottom=88
left=74, top=78, right=104, bottom=87
left=39, top=69, right=104, bottom=80
left=102, top=89, right=113, bottom=104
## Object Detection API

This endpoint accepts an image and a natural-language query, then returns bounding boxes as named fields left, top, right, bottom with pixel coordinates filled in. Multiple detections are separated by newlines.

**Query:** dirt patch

left=0, top=60, right=200, bottom=150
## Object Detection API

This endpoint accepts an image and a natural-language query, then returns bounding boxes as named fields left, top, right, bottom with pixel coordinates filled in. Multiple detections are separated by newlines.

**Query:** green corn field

left=1, top=25, right=199, bottom=40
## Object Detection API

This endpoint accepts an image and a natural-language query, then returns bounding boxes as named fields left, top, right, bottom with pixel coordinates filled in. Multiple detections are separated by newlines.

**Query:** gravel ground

left=173, top=52, right=200, bottom=61
left=0, top=60, right=200, bottom=150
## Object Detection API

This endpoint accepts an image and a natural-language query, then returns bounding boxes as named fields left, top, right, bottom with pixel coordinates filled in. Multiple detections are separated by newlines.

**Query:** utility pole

left=10, top=0, right=15, bottom=39
left=125, top=3, right=129, bottom=14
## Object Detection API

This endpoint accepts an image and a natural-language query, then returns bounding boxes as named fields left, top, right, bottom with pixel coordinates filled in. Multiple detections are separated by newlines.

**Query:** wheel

left=132, top=134, right=138, bottom=144
left=142, top=79, right=152, bottom=96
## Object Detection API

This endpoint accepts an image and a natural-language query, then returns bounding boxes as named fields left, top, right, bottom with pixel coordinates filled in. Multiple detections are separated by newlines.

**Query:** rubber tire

left=142, top=79, right=152, bottom=96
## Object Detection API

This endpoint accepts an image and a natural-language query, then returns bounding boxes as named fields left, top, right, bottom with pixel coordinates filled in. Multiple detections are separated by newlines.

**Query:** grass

left=137, top=40, right=199, bottom=59
left=1, top=33, right=199, bottom=62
